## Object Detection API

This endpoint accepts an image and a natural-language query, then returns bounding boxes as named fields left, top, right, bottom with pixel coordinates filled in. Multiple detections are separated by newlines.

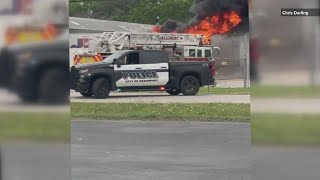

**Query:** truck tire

left=80, top=92, right=93, bottom=97
left=39, top=68, right=69, bottom=104
left=166, top=89, right=181, bottom=95
left=180, top=75, right=200, bottom=96
left=92, top=78, right=110, bottom=99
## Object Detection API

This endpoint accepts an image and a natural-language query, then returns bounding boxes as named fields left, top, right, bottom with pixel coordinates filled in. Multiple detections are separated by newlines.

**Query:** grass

left=0, top=112, right=70, bottom=143
left=251, top=85, right=320, bottom=98
left=252, top=113, right=320, bottom=145
left=199, top=87, right=250, bottom=95
left=71, top=102, right=250, bottom=122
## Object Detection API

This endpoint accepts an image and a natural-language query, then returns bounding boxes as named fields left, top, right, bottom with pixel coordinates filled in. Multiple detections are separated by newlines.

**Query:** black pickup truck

left=0, top=31, right=69, bottom=104
left=71, top=50, right=215, bottom=99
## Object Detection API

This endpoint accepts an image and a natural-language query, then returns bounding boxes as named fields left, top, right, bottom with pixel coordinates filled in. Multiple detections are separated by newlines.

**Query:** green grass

left=252, top=113, right=320, bottom=145
left=251, top=85, right=320, bottom=98
left=71, top=103, right=250, bottom=121
left=0, top=112, right=70, bottom=143
left=199, top=87, right=250, bottom=95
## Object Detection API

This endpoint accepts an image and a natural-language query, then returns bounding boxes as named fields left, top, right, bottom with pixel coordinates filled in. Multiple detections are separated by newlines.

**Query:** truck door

left=114, top=51, right=169, bottom=87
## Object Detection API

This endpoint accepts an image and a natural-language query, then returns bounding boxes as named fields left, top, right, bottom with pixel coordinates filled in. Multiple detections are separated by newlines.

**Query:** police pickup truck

left=70, top=50, right=215, bottom=99
left=0, top=31, right=69, bottom=104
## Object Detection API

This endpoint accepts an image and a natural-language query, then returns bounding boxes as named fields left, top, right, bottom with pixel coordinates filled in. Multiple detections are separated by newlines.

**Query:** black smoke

left=156, top=0, right=249, bottom=36
left=190, top=0, right=246, bottom=21
left=158, top=19, right=178, bottom=33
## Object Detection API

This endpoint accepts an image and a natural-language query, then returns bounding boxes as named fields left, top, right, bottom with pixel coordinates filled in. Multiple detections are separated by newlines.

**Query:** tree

left=69, top=0, right=193, bottom=25
left=126, top=0, right=193, bottom=24
left=69, top=0, right=137, bottom=19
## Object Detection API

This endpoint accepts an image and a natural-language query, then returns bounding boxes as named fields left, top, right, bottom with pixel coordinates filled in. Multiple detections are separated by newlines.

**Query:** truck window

left=140, top=51, right=166, bottom=64
left=189, top=49, right=196, bottom=57
left=197, top=50, right=202, bottom=57
left=127, top=53, right=139, bottom=64
left=205, top=50, right=212, bottom=57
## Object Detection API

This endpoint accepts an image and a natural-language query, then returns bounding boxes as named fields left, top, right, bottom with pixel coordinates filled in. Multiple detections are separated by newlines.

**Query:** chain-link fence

left=211, top=34, right=250, bottom=87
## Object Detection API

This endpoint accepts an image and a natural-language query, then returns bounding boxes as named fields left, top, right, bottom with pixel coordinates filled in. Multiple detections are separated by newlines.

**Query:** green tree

left=69, top=0, right=193, bottom=24
left=69, top=0, right=137, bottom=19
left=126, top=0, right=193, bottom=24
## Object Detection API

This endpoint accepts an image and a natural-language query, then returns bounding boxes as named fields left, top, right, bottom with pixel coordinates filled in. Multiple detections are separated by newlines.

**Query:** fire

left=186, top=11, right=241, bottom=44
left=152, top=26, right=160, bottom=32
left=153, top=11, right=242, bottom=45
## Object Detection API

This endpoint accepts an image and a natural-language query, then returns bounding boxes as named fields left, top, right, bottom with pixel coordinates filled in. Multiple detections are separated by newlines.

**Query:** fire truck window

left=197, top=50, right=202, bottom=57
left=127, top=53, right=139, bottom=64
left=205, top=50, right=212, bottom=57
left=189, top=49, right=196, bottom=57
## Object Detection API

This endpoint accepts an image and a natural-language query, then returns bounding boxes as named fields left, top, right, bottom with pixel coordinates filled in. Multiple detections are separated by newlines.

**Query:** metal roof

left=69, top=17, right=154, bottom=33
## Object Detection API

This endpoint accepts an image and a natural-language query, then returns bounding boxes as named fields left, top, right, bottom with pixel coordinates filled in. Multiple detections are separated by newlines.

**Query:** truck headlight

left=80, top=69, right=88, bottom=74
left=17, top=52, right=32, bottom=61
left=17, top=52, right=33, bottom=74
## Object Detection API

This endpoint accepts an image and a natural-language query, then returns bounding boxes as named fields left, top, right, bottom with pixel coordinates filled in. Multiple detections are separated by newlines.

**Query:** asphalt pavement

left=70, top=90, right=250, bottom=104
left=0, top=89, right=69, bottom=112
left=1, top=143, right=70, bottom=180
left=253, top=146, right=320, bottom=180
left=251, top=98, right=320, bottom=114
left=72, top=120, right=250, bottom=180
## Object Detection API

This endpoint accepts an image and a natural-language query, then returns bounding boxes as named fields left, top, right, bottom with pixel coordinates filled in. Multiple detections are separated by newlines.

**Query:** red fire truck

left=72, top=32, right=220, bottom=76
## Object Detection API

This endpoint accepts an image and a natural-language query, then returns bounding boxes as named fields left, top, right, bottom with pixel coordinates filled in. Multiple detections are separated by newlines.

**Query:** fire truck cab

left=170, top=46, right=213, bottom=61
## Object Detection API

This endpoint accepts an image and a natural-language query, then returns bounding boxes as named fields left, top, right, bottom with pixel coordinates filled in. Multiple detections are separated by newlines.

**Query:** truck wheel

left=180, top=76, right=200, bottom=96
left=39, top=69, right=69, bottom=104
left=80, top=92, right=93, bottom=97
left=92, top=78, right=110, bottom=99
left=166, top=89, right=181, bottom=95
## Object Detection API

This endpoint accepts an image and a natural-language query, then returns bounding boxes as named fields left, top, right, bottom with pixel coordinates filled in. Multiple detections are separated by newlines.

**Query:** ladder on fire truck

left=95, top=32, right=206, bottom=52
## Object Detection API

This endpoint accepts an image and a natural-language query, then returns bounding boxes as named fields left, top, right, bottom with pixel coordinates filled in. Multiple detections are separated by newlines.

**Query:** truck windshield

left=102, top=50, right=131, bottom=63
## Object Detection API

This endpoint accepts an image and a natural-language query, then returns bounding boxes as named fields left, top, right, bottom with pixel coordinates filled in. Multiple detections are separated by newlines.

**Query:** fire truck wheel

left=80, top=92, right=93, bottom=97
left=39, top=68, right=69, bottom=104
left=166, top=89, right=181, bottom=95
left=180, top=76, right=200, bottom=96
left=92, top=78, right=110, bottom=99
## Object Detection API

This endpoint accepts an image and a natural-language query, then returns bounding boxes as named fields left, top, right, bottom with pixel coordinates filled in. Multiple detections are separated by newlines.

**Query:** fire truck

left=71, top=37, right=107, bottom=65
left=4, top=23, right=60, bottom=46
left=72, top=32, right=220, bottom=76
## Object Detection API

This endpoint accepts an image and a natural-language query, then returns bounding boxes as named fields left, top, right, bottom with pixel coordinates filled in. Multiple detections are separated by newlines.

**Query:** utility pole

left=313, top=16, right=320, bottom=86
left=315, top=0, right=320, bottom=85
left=310, top=1, right=320, bottom=86
left=0, top=146, right=2, bottom=180
left=242, top=34, right=250, bottom=88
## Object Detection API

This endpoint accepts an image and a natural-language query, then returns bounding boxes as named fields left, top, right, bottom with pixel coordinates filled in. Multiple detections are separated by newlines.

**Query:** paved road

left=0, top=89, right=69, bottom=112
left=253, top=146, right=320, bottom=180
left=71, top=91, right=250, bottom=104
left=72, top=120, right=250, bottom=180
left=252, top=98, right=320, bottom=114
left=1, top=143, right=70, bottom=180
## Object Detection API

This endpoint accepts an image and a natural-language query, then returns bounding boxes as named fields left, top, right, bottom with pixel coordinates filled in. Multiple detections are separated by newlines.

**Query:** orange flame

left=153, top=11, right=242, bottom=45
left=152, top=26, right=161, bottom=32
left=186, top=11, right=241, bottom=44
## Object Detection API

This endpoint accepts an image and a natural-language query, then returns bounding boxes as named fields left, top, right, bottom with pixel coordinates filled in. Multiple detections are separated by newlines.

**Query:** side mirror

left=117, top=64, right=121, bottom=68
left=213, top=47, right=221, bottom=55
left=112, top=58, right=118, bottom=65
